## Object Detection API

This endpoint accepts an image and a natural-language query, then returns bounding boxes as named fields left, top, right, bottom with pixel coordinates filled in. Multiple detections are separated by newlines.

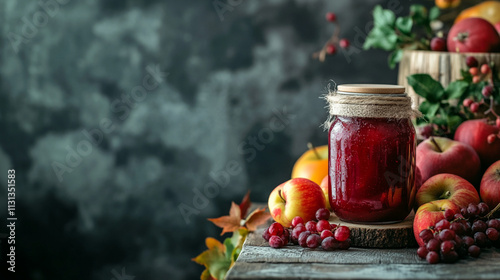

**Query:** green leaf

left=363, top=26, right=398, bottom=51
left=223, top=238, right=235, bottom=262
left=395, top=16, right=413, bottom=35
left=373, top=5, right=396, bottom=27
left=388, top=49, right=403, bottom=69
left=447, top=115, right=463, bottom=131
left=407, top=74, right=444, bottom=103
left=429, top=6, right=440, bottom=21
left=444, top=80, right=468, bottom=99
left=410, top=5, right=428, bottom=24
left=419, top=101, right=440, bottom=118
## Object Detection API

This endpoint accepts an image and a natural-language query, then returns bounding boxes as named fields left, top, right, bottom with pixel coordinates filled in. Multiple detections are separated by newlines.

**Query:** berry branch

left=312, top=12, right=349, bottom=62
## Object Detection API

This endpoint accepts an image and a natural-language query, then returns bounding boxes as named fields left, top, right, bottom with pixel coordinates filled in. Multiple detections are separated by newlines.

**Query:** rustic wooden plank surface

left=227, top=261, right=500, bottom=280
left=226, top=211, right=500, bottom=280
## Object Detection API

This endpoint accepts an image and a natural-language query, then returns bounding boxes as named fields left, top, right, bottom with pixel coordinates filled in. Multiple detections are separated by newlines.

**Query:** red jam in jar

left=327, top=84, right=416, bottom=224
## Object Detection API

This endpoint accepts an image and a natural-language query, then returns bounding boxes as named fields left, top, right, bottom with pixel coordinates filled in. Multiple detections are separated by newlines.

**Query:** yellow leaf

left=245, top=208, right=271, bottom=231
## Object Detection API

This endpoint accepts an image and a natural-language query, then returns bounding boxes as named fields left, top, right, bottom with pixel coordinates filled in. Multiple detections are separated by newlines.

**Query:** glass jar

left=328, top=84, right=416, bottom=224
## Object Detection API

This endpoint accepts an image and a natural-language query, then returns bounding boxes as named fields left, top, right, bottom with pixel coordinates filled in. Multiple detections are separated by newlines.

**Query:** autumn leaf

left=244, top=208, right=271, bottom=231
left=239, top=191, right=251, bottom=219
left=192, top=238, right=230, bottom=280
left=208, top=202, right=242, bottom=235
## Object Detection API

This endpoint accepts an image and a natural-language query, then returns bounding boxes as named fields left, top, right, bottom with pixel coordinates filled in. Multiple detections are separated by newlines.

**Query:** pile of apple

left=413, top=120, right=500, bottom=264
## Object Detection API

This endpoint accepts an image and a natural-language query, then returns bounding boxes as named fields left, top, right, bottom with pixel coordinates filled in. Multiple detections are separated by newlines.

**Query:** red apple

left=416, top=137, right=481, bottom=184
left=268, top=178, right=326, bottom=227
left=454, top=119, right=500, bottom=168
left=480, top=160, right=500, bottom=209
left=495, top=22, right=500, bottom=34
left=416, top=173, right=480, bottom=209
left=413, top=200, right=461, bottom=246
left=319, top=175, right=331, bottom=211
left=447, top=17, right=500, bottom=53
left=291, top=145, right=328, bottom=185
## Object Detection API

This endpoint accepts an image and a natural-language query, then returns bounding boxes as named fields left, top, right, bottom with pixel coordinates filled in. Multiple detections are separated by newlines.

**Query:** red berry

left=478, top=202, right=490, bottom=216
left=496, top=118, right=500, bottom=128
left=316, top=220, right=331, bottom=232
left=417, top=246, right=428, bottom=259
left=292, top=216, right=304, bottom=228
left=488, top=134, right=497, bottom=144
left=298, top=231, right=311, bottom=247
left=468, top=245, right=481, bottom=258
left=470, top=102, right=479, bottom=113
left=325, top=12, right=336, bottom=22
left=481, top=64, right=491, bottom=74
left=463, top=98, right=473, bottom=107
left=469, top=67, right=479, bottom=76
left=269, top=235, right=284, bottom=248
left=315, top=208, right=330, bottom=221
left=474, top=232, right=488, bottom=247
left=326, top=44, right=336, bottom=55
left=291, top=225, right=306, bottom=242
left=426, top=238, right=441, bottom=252
left=334, top=226, right=350, bottom=242
left=419, top=229, right=434, bottom=243
left=426, top=251, right=440, bottom=264
left=486, top=228, right=499, bottom=241
left=435, top=219, right=451, bottom=231
left=440, top=240, right=455, bottom=254
left=321, top=236, right=337, bottom=251
left=339, top=38, right=350, bottom=49
left=306, top=234, right=322, bottom=248
left=330, top=223, right=338, bottom=231
left=320, top=229, right=334, bottom=239
left=338, top=239, right=351, bottom=250
left=280, top=229, right=290, bottom=244
left=466, top=56, right=478, bottom=68
left=482, top=85, right=493, bottom=98
left=463, top=236, right=475, bottom=248
left=439, top=229, right=456, bottom=241
left=430, top=37, right=447, bottom=51
left=444, top=209, right=455, bottom=221
left=305, top=221, right=317, bottom=233
left=488, top=219, right=500, bottom=230
left=473, top=75, right=481, bottom=83
left=269, top=222, right=284, bottom=236
left=262, top=228, right=271, bottom=241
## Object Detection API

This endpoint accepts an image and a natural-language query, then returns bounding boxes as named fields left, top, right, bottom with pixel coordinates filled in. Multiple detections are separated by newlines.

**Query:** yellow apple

left=291, top=144, right=328, bottom=185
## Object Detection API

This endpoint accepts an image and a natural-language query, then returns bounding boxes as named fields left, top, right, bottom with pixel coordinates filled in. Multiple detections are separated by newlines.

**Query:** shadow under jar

left=327, top=84, right=417, bottom=224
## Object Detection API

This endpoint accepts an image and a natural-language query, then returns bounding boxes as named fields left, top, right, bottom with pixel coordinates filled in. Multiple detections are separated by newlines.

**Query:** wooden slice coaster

left=329, top=212, right=417, bottom=248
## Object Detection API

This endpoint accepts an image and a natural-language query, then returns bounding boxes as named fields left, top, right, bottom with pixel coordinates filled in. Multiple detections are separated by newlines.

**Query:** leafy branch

left=193, top=191, right=271, bottom=280
left=363, top=5, right=440, bottom=68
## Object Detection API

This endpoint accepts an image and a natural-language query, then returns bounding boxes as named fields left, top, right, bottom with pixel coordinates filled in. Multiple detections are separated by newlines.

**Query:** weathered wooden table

left=226, top=226, right=500, bottom=280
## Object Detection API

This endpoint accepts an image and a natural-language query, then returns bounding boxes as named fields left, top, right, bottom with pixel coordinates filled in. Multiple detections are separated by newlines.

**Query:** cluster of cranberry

left=417, top=202, right=500, bottom=264
left=462, top=56, right=500, bottom=143
left=262, top=208, right=351, bottom=250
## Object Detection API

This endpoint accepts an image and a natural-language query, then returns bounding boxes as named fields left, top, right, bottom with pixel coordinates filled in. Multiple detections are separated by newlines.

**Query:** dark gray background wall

left=0, top=0, right=428, bottom=279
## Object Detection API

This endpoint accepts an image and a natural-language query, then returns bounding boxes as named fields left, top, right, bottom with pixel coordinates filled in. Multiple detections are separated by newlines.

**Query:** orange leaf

left=239, top=191, right=251, bottom=219
left=208, top=202, right=242, bottom=235
left=244, top=208, right=271, bottom=231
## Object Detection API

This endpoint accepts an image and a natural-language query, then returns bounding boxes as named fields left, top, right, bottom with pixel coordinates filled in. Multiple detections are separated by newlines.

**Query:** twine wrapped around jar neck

left=323, top=84, right=422, bottom=129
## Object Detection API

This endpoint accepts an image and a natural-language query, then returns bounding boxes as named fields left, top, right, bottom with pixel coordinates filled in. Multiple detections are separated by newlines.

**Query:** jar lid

left=337, top=84, right=405, bottom=94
